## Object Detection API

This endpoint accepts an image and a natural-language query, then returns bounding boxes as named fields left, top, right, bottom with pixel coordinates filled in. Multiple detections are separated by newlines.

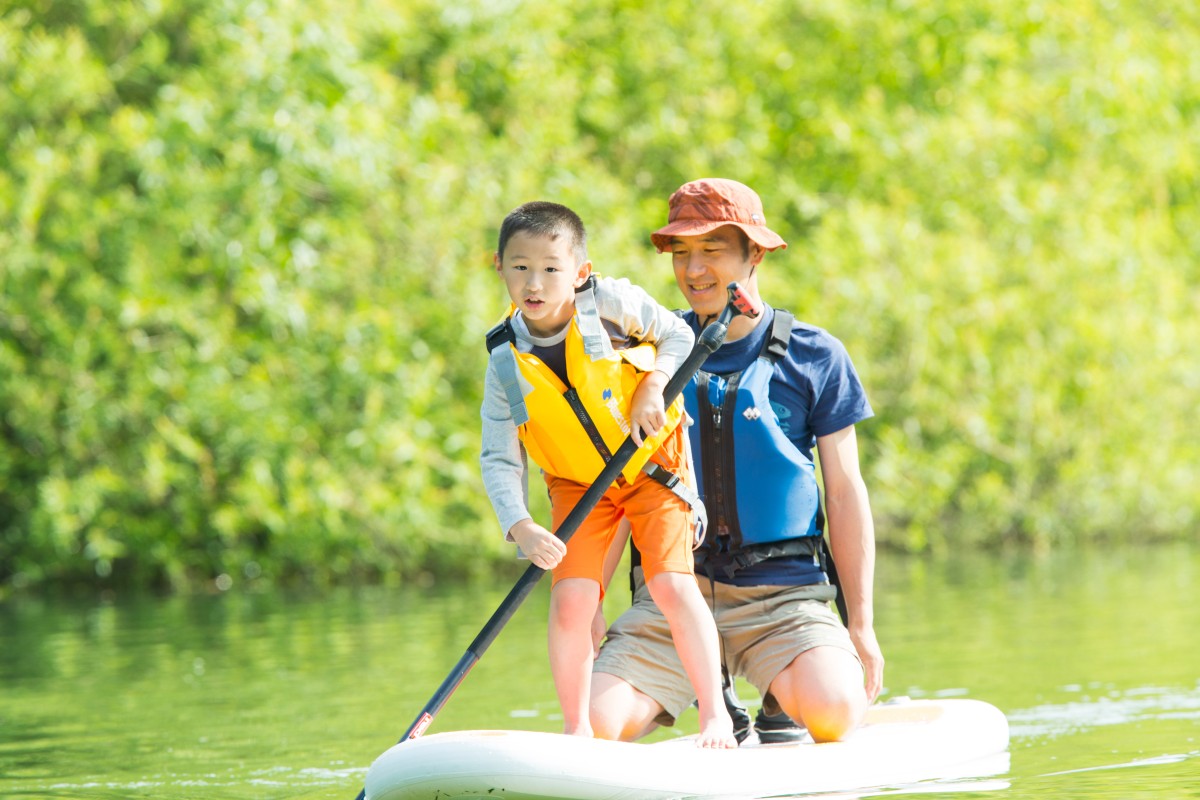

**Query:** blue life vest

left=684, top=309, right=826, bottom=579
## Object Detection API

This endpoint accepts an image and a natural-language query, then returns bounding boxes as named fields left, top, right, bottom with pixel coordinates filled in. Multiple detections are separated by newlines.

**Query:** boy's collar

left=511, top=311, right=572, bottom=346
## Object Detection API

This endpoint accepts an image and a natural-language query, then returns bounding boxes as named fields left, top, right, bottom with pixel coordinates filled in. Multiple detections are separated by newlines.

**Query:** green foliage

left=2, top=0, right=1197, bottom=592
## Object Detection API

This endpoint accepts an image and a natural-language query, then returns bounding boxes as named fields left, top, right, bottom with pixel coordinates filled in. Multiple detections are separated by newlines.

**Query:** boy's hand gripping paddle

left=351, top=283, right=761, bottom=800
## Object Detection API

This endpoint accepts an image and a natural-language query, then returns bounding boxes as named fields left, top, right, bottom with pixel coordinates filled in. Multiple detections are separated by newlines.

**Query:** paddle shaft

left=399, top=310, right=733, bottom=739
left=352, top=285, right=756, bottom=800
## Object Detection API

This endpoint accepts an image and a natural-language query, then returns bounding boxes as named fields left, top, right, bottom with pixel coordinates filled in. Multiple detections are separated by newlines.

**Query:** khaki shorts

left=593, top=567, right=858, bottom=725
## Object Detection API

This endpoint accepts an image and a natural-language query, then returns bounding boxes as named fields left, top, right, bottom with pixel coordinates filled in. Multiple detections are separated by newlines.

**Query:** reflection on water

left=1008, top=684, right=1200, bottom=740
left=1044, top=752, right=1198, bottom=777
left=1, top=542, right=1197, bottom=799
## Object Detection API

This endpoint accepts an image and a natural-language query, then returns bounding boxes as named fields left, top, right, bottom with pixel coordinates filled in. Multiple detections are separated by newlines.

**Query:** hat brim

left=651, top=220, right=787, bottom=253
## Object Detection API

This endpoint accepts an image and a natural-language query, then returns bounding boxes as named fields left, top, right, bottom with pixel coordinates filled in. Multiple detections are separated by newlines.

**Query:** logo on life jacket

left=604, top=389, right=631, bottom=435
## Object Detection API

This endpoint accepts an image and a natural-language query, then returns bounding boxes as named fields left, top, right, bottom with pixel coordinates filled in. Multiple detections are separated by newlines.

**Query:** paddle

left=351, top=283, right=760, bottom=800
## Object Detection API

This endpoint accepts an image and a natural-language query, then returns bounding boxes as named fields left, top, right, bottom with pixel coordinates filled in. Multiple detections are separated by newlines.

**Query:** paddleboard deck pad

left=364, top=698, right=1009, bottom=800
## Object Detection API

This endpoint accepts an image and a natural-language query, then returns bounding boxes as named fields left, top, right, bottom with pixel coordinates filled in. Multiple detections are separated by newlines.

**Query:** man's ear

left=749, top=244, right=766, bottom=267
left=574, top=259, right=593, bottom=287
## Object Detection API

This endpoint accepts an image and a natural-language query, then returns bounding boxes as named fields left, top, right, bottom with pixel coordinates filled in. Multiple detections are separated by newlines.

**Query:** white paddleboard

left=365, top=698, right=1009, bottom=800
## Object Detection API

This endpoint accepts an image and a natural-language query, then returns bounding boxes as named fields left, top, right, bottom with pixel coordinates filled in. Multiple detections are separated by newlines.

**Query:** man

left=590, top=178, right=884, bottom=744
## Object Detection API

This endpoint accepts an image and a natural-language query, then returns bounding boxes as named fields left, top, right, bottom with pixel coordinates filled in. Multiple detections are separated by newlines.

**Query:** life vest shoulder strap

left=762, top=308, right=794, bottom=364
left=485, top=318, right=516, bottom=353
left=484, top=319, right=529, bottom=426
left=573, top=274, right=612, bottom=359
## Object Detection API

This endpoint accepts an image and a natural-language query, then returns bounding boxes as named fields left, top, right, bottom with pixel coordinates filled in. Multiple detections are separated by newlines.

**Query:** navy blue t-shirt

left=684, top=305, right=873, bottom=586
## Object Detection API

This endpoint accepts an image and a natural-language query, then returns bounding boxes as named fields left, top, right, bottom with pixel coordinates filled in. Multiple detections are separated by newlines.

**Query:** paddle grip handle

left=727, top=282, right=762, bottom=319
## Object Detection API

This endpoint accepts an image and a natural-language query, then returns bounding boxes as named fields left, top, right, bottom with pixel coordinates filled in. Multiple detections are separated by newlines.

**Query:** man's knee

left=590, top=672, right=661, bottom=741
left=770, top=648, right=868, bottom=742
left=801, top=691, right=867, bottom=742
left=643, top=571, right=693, bottom=614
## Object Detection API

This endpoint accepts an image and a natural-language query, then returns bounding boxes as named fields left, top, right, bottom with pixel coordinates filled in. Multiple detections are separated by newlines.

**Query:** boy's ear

left=574, top=259, right=593, bottom=287
left=493, top=252, right=503, bottom=273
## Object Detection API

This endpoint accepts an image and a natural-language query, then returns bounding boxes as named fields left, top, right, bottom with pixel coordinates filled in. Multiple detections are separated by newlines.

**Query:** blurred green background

left=2, top=0, right=1197, bottom=594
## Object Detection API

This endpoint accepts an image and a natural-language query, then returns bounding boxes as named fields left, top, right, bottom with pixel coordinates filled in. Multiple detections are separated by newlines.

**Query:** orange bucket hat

left=650, top=178, right=788, bottom=254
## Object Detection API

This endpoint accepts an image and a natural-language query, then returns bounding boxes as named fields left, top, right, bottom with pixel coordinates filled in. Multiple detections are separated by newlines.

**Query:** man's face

left=669, top=226, right=761, bottom=319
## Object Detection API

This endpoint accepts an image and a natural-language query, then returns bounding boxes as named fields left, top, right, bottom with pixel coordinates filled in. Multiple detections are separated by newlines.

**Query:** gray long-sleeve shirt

left=480, top=276, right=693, bottom=538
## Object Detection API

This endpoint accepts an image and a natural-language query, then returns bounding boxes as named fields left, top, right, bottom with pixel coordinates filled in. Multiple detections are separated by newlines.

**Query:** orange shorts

left=544, top=425, right=696, bottom=596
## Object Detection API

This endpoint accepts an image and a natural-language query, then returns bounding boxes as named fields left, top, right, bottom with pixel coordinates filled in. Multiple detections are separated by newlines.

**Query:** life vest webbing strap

left=486, top=321, right=530, bottom=427
left=485, top=319, right=516, bottom=352
left=696, top=536, right=822, bottom=580
left=562, top=387, right=613, bottom=463
left=717, top=371, right=743, bottom=551
left=573, top=275, right=610, bottom=359
left=763, top=309, right=793, bottom=363
left=695, top=372, right=721, bottom=553
left=641, top=461, right=707, bottom=551
left=641, top=462, right=700, bottom=509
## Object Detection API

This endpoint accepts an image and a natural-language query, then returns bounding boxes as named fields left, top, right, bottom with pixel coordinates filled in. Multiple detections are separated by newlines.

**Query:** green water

left=2, top=543, right=1197, bottom=799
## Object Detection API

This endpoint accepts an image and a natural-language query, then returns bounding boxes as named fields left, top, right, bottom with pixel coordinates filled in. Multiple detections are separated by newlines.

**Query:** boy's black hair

left=497, top=202, right=588, bottom=265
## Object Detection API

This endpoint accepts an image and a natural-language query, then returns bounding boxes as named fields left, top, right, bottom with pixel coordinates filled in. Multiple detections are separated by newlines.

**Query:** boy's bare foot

left=695, top=715, right=738, bottom=749
left=563, top=724, right=594, bottom=738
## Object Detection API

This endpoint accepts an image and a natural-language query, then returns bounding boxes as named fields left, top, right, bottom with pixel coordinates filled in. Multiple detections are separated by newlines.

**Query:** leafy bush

left=2, top=0, right=1196, bottom=592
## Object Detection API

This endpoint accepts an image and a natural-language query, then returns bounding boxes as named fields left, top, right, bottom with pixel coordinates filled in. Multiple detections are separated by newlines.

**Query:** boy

left=480, top=201, right=736, bottom=748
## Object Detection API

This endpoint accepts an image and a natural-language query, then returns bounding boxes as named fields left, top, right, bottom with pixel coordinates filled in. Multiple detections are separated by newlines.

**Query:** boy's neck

left=517, top=310, right=573, bottom=341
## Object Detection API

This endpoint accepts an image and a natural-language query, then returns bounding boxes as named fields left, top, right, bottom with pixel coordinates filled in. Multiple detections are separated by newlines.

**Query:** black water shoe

left=754, top=707, right=806, bottom=744
left=723, top=683, right=752, bottom=744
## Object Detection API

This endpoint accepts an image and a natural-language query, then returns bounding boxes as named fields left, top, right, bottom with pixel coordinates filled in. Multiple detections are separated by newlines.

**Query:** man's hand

left=850, top=623, right=885, bottom=702
left=630, top=370, right=669, bottom=447
left=508, top=519, right=567, bottom=570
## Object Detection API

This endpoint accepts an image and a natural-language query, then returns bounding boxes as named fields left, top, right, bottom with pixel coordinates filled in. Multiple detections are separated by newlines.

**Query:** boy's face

left=669, top=225, right=763, bottom=320
left=495, top=231, right=591, bottom=338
